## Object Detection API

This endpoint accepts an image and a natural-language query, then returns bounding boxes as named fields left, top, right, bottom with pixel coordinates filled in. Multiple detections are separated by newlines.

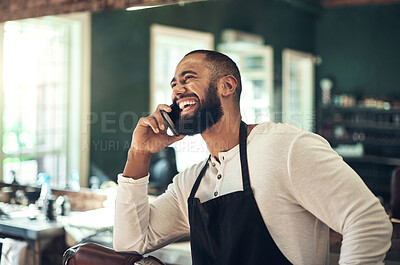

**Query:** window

left=282, top=49, right=315, bottom=132
left=0, top=13, right=91, bottom=189
left=218, top=41, right=274, bottom=124
left=150, top=24, right=214, bottom=171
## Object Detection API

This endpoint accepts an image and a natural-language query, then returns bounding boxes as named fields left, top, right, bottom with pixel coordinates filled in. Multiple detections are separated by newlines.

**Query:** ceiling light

left=126, top=5, right=163, bottom=11
left=126, top=0, right=209, bottom=11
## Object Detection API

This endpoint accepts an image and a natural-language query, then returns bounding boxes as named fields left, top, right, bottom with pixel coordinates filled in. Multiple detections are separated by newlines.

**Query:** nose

left=172, top=84, right=186, bottom=100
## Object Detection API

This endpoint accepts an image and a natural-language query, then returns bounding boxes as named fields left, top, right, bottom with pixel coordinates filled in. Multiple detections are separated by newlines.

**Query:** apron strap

left=239, top=121, right=252, bottom=195
left=189, top=156, right=210, bottom=198
left=189, top=120, right=251, bottom=198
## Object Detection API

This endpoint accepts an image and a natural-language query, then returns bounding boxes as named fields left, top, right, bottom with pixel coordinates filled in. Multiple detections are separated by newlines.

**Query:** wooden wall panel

left=0, top=0, right=181, bottom=22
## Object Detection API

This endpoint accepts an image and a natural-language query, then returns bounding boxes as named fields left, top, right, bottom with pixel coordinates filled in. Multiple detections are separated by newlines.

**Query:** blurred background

left=0, top=0, right=400, bottom=263
left=1, top=0, right=399, bottom=203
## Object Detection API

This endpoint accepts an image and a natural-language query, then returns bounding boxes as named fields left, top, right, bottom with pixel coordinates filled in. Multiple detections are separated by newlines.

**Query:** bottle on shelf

left=68, top=170, right=80, bottom=191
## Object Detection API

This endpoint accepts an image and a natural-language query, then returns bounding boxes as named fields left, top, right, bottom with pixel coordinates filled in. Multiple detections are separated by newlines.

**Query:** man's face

left=170, top=54, right=223, bottom=135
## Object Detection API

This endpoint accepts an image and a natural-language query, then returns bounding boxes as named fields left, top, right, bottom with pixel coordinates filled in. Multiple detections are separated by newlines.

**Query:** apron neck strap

left=239, top=121, right=252, bottom=194
left=189, top=155, right=210, bottom=198
left=189, top=120, right=251, bottom=199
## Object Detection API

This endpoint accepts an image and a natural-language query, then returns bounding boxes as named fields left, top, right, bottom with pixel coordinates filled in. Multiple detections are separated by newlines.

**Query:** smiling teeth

left=179, top=100, right=196, bottom=110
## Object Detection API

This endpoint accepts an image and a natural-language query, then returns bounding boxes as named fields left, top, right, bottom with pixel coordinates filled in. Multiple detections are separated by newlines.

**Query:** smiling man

left=168, top=53, right=225, bottom=136
left=114, top=50, right=392, bottom=265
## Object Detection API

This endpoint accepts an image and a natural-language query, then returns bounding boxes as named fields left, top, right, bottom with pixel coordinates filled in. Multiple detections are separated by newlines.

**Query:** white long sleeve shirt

left=114, top=122, right=392, bottom=265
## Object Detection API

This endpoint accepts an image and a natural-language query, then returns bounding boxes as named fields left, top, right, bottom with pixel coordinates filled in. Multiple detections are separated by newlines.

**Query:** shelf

left=343, top=155, right=400, bottom=167
left=320, top=106, right=400, bottom=132
left=319, top=104, right=400, bottom=165
left=321, top=106, right=400, bottom=114
left=325, top=138, right=400, bottom=146
left=325, top=120, right=400, bottom=130
left=318, top=102, right=400, bottom=200
left=323, top=120, right=400, bottom=131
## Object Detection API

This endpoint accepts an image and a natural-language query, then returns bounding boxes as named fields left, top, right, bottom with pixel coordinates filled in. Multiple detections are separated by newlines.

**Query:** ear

left=218, top=75, right=238, bottom=98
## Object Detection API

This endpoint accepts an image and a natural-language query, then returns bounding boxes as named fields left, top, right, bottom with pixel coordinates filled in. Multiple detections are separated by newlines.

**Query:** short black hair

left=184, top=50, right=242, bottom=104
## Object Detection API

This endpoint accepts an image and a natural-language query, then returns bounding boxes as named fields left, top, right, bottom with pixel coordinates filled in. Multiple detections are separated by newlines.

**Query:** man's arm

left=113, top=104, right=187, bottom=254
left=288, top=133, right=392, bottom=264
left=113, top=172, right=191, bottom=254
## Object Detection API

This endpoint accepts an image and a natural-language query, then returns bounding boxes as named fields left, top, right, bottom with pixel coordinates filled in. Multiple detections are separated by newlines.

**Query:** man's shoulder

left=249, top=122, right=330, bottom=149
left=172, top=158, right=209, bottom=190
left=249, top=122, right=304, bottom=140
left=180, top=158, right=209, bottom=176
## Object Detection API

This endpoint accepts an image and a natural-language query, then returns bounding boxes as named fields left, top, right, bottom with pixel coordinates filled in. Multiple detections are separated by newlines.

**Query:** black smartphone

left=161, top=103, right=180, bottom=136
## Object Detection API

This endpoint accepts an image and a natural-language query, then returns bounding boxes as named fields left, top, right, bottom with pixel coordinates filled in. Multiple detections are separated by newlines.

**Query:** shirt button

left=212, top=163, right=216, bottom=167
left=217, top=174, right=222, bottom=180
left=214, top=191, right=218, bottom=197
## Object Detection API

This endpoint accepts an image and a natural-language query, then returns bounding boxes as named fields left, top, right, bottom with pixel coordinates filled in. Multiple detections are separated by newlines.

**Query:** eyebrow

left=170, top=70, right=198, bottom=84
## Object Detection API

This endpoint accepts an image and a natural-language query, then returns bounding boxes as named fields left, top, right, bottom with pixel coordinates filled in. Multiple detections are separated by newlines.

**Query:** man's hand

left=131, top=104, right=184, bottom=154
left=123, top=104, right=184, bottom=179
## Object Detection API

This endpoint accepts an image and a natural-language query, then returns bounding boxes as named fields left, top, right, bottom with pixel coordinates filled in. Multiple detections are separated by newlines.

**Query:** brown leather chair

left=62, top=242, right=166, bottom=265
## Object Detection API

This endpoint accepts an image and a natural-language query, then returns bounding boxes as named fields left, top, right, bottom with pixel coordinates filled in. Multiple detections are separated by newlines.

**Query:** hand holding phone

left=123, top=103, right=184, bottom=178
left=161, top=103, right=181, bottom=136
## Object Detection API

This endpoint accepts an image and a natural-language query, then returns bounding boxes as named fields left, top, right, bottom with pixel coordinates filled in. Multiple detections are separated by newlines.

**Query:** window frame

left=282, top=48, right=315, bottom=132
left=149, top=24, right=214, bottom=112
left=0, top=12, right=91, bottom=188
left=218, top=43, right=274, bottom=124
left=149, top=24, right=214, bottom=172
left=0, top=22, right=4, bottom=183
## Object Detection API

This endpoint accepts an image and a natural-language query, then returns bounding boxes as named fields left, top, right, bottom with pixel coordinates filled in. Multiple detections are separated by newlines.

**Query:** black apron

left=187, top=121, right=292, bottom=265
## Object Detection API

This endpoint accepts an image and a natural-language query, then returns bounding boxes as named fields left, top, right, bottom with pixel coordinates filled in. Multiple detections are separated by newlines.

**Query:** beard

left=174, top=81, right=223, bottom=136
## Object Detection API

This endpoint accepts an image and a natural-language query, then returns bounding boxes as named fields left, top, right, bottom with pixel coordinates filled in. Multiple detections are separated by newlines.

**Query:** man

left=114, top=50, right=392, bottom=264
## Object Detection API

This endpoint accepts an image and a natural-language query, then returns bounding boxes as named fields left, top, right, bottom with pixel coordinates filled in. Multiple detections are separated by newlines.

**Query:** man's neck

left=201, top=115, right=242, bottom=160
